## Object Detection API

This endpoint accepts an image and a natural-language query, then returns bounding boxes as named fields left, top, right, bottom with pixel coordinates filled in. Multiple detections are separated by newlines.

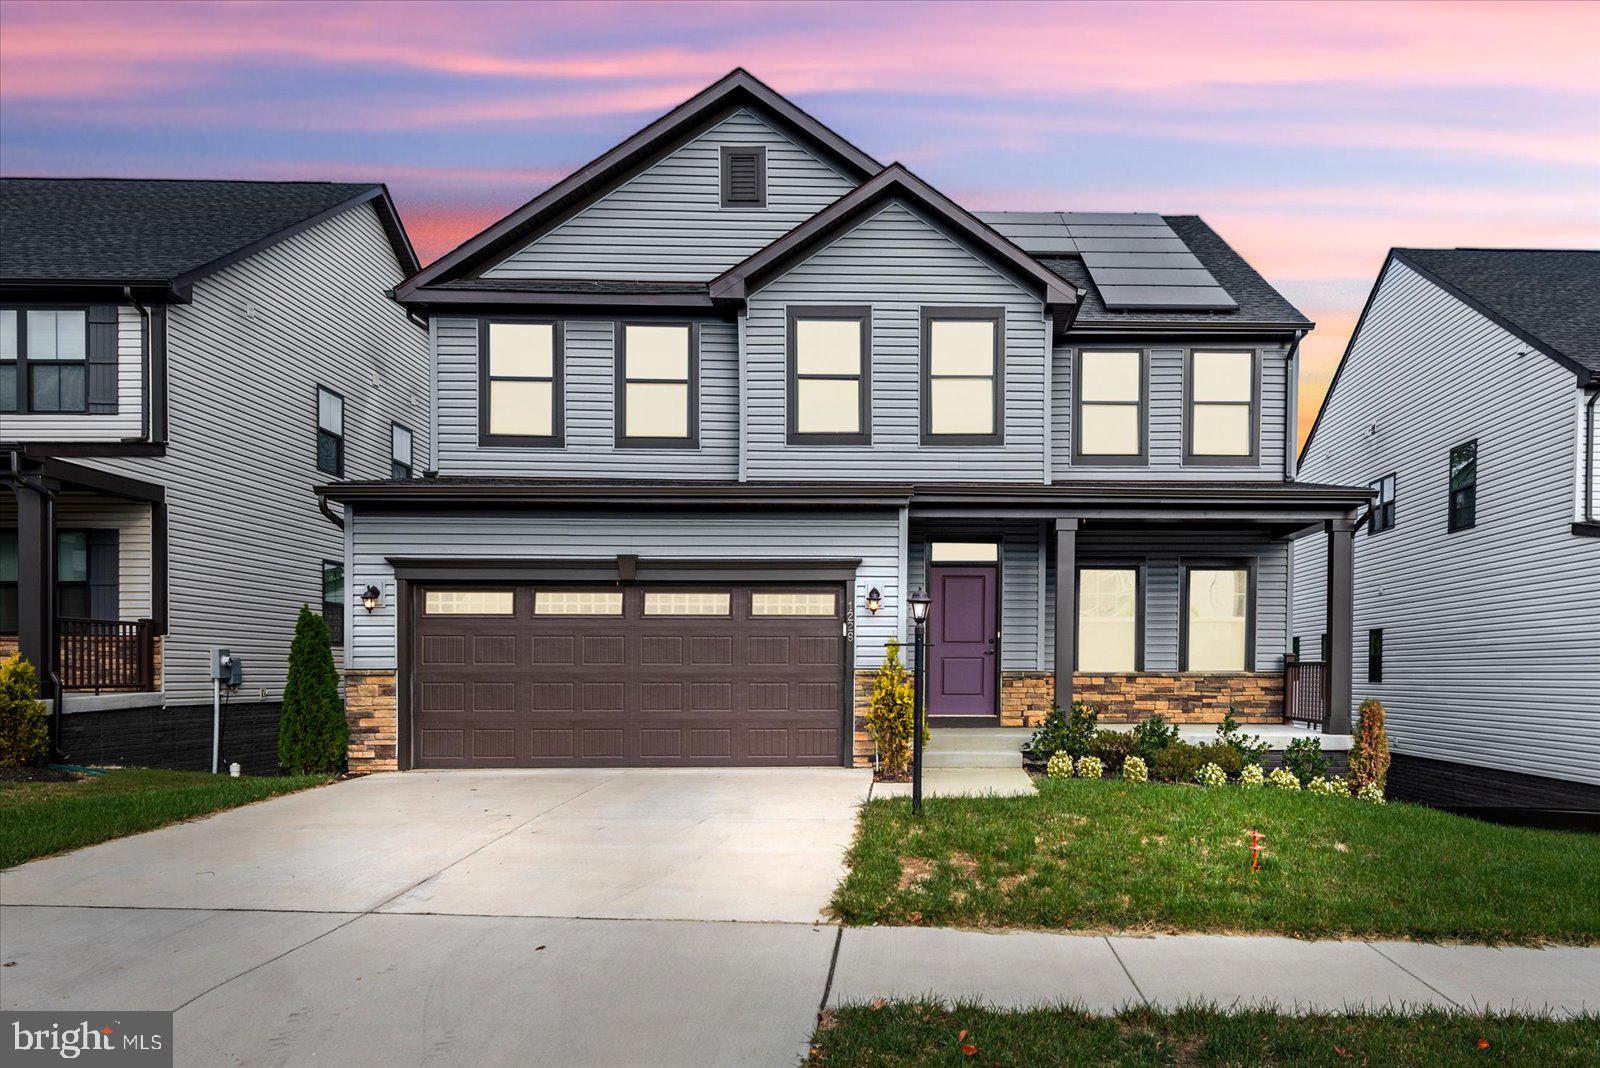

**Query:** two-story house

left=319, top=71, right=1370, bottom=773
left=1, top=178, right=428, bottom=772
left=1294, top=248, right=1599, bottom=814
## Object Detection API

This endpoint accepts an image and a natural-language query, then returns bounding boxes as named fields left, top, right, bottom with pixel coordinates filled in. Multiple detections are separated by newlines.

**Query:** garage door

left=410, top=583, right=848, bottom=768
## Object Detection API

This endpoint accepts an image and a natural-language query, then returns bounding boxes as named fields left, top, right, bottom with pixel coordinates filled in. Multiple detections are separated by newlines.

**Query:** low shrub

left=1350, top=698, right=1391, bottom=793
left=1194, top=762, right=1227, bottom=787
left=1307, top=776, right=1348, bottom=797
left=1075, top=755, right=1104, bottom=780
left=1267, top=767, right=1302, bottom=790
left=1195, top=742, right=1244, bottom=779
left=1283, top=736, right=1329, bottom=786
left=1088, top=730, right=1137, bottom=771
left=1122, top=755, right=1148, bottom=783
left=1357, top=781, right=1386, bottom=804
left=865, top=640, right=917, bottom=777
left=1027, top=701, right=1098, bottom=761
left=1238, top=764, right=1265, bottom=789
left=1045, top=751, right=1074, bottom=780
left=1132, top=714, right=1181, bottom=760
left=1214, top=709, right=1269, bottom=766
left=0, top=654, right=50, bottom=768
left=1149, top=740, right=1206, bottom=783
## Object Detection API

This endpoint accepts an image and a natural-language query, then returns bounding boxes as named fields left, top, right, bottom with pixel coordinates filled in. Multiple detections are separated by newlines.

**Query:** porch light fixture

left=865, top=587, right=882, bottom=614
left=360, top=585, right=382, bottom=613
left=908, top=589, right=931, bottom=625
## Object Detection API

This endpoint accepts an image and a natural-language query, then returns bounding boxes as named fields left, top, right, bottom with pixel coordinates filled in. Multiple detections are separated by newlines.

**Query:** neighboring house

left=1, top=178, right=428, bottom=772
left=1294, top=248, right=1600, bottom=812
left=320, top=70, right=1370, bottom=773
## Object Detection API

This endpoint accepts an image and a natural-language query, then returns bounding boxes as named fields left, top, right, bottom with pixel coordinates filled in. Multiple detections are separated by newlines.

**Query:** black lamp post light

left=908, top=588, right=932, bottom=815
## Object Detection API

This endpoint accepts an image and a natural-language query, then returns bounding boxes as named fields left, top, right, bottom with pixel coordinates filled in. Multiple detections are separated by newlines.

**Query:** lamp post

left=908, top=589, right=932, bottom=815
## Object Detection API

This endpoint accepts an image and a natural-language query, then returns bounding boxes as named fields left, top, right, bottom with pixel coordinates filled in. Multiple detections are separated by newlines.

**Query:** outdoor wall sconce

left=865, top=587, right=882, bottom=614
left=360, top=585, right=382, bottom=613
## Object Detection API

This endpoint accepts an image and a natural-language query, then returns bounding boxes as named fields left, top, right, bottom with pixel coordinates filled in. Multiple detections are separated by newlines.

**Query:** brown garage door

left=410, top=583, right=847, bottom=768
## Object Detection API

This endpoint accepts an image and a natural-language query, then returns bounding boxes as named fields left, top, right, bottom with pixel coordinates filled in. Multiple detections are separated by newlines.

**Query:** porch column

left=1053, top=517, right=1078, bottom=712
left=1324, top=516, right=1356, bottom=734
left=12, top=475, right=58, bottom=702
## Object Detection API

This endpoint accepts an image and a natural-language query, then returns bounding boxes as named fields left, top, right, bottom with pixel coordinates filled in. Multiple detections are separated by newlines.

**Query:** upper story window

left=316, top=386, right=344, bottom=476
left=1075, top=350, right=1146, bottom=463
left=1, top=307, right=88, bottom=414
left=1187, top=350, right=1257, bottom=463
left=1183, top=564, right=1251, bottom=671
left=1368, top=474, right=1396, bottom=534
left=617, top=323, right=697, bottom=448
left=787, top=307, right=870, bottom=445
left=480, top=320, right=563, bottom=447
left=1449, top=439, right=1477, bottom=531
left=390, top=423, right=414, bottom=479
left=720, top=146, right=767, bottom=208
left=922, top=308, right=1003, bottom=446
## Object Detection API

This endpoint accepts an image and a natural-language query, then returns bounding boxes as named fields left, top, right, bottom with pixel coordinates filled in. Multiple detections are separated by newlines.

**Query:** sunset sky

left=2, top=0, right=1596, bottom=446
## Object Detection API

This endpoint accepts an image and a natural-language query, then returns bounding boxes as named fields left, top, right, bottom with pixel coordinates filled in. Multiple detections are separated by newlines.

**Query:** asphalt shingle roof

left=0, top=178, right=391, bottom=285
left=1395, top=248, right=1600, bottom=375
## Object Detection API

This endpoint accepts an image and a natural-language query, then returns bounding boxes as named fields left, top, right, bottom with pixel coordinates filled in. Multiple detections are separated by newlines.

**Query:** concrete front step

left=924, top=727, right=1031, bottom=769
left=925, top=750, right=1022, bottom=769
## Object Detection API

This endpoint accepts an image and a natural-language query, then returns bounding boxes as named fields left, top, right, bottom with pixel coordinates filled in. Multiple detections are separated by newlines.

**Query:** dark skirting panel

left=58, top=700, right=284, bottom=776
left=1387, top=753, right=1600, bottom=814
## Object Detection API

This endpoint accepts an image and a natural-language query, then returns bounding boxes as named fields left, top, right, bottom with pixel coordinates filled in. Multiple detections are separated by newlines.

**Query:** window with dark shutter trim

left=720, top=146, right=766, bottom=207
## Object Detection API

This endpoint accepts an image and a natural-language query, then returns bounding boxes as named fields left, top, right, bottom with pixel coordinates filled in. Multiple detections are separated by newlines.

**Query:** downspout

left=124, top=287, right=151, bottom=441
left=1586, top=386, right=1599, bottom=523
left=318, top=495, right=345, bottom=530
left=1284, top=329, right=1305, bottom=482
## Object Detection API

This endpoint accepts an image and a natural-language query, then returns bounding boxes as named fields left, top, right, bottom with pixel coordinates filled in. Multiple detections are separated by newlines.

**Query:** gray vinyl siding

left=79, top=203, right=428, bottom=704
left=0, top=492, right=151, bottom=621
left=908, top=522, right=1044, bottom=671
left=485, top=108, right=857, bottom=281
left=1050, top=339, right=1291, bottom=480
left=1294, top=258, right=1600, bottom=786
left=348, top=507, right=905, bottom=669
left=745, top=200, right=1048, bottom=481
left=2, top=305, right=144, bottom=442
left=433, top=316, right=739, bottom=478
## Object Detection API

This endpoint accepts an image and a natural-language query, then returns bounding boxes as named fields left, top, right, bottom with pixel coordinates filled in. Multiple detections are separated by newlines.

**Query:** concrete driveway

left=1, top=768, right=869, bottom=1066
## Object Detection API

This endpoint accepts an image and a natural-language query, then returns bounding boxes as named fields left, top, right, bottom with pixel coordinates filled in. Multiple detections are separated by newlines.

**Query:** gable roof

left=0, top=178, right=417, bottom=293
left=396, top=68, right=881, bottom=299
left=709, top=164, right=1080, bottom=310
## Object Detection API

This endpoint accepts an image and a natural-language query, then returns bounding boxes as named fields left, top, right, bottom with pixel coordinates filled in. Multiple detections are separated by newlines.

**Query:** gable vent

left=721, top=146, right=766, bottom=208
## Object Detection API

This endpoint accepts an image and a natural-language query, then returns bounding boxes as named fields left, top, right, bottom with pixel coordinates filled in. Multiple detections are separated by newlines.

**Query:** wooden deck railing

left=1283, top=654, right=1327, bottom=728
left=57, top=617, right=157, bottom=693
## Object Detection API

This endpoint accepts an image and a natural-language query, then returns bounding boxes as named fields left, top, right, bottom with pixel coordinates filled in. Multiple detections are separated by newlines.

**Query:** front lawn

left=810, top=1002, right=1600, bottom=1066
left=0, top=768, right=330, bottom=868
left=830, top=778, right=1600, bottom=944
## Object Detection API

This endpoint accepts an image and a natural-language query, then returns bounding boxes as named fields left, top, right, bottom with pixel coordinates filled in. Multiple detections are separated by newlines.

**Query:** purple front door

left=929, top=565, right=998, bottom=715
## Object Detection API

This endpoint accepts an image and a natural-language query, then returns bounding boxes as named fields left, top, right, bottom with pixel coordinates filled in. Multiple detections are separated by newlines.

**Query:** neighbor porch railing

left=57, top=617, right=157, bottom=693
left=1283, top=653, right=1327, bottom=729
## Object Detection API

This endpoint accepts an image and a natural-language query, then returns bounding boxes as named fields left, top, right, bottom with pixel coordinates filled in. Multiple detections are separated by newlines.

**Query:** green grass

left=830, top=778, right=1600, bottom=944
left=810, top=1002, right=1600, bottom=1066
left=0, top=768, right=330, bottom=868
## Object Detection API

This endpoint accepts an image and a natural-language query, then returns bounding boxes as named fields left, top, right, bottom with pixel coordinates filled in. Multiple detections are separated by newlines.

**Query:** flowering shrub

left=1238, top=764, right=1265, bottom=789
left=1267, top=767, right=1302, bottom=790
left=866, top=640, right=917, bottom=777
left=1046, top=751, right=1073, bottom=780
left=1194, top=762, right=1227, bottom=787
left=1307, top=776, right=1348, bottom=797
left=1122, top=755, right=1148, bottom=783
left=1075, top=755, right=1105, bottom=779
left=1357, top=781, right=1386, bottom=804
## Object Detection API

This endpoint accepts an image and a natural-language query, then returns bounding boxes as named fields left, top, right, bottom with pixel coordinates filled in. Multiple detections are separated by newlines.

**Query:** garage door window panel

left=424, top=590, right=515, bottom=615
left=534, top=591, right=624, bottom=616
left=643, top=591, right=731, bottom=616
left=751, top=591, right=838, bottom=617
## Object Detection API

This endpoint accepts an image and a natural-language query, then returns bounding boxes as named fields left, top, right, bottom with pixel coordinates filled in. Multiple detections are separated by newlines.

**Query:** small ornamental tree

left=278, top=605, right=347, bottom=775
left=1349, top=698, right=1391, bottom=794
left=0, top=654, right=50, bottom=767
left=866, top=640, right=918, bottom=777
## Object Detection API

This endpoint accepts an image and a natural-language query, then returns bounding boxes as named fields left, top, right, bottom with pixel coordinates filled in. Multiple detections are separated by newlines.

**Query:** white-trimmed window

left=1078, top=568, right=1138, bottom=672
left=751, top=591, right=837, bottom=616
left=316, top=386, right=344, bottom=476
left=618, top=323, right=695, bottom=447
left=482, top=321, right=561, bottom=445
left=923, top=310, right=1002, bottom=444
left=788, top=308, right=869, bottom=444
left=1185, top=567, right=1249, bottom=671
left=1188, top=351, right=1256, bottom=460
left=643, top=591, right=730, bottom=616
left=391, top=424, right=414, bottom=479
left=533, top=591, right=623, bottom=616
left=424, top=590, right=514, bottom=615
left=1076, top=351, right=1144, bottom=461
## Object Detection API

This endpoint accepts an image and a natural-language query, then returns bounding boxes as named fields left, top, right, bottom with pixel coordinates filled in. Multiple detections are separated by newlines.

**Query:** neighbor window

left=618, top=323, right=696, bottom=447
left=1185, top=566, right=1250, bottom=671
left=1187, top=351, right=1256, bottom=461
left=1369, top=474, right=1396, bottom=534
left=643, top=591, right=730, bottom=616
left=923, top=309, right=1002, bottom=444
left=720, top=146, right=767, bottom=207
left=751, top=591, right=837, bottom=616
left=533, top=591, right=623, bottom=616
left=0, top=531, right=16, bottom=632
left=788, top=308, right=869, bottom=444
left=322, top=561, right=345, bottom=646
left=1, top=307, right=88, bottom=413
left=424, top=590, right=515, bottom=615
left=1076, top=350, right=1145, bottom=461
left=390, top=423, right=414, bottom=479
left=56, top=530, right=90, bottom=619
left=1078, top=568, right=1139, bottom=672
left=481, top=320, right=562, bottom=446
left=1368, top=628, right=1384, bottom=683
left=316, top=386, right=344, bottom=476
left=1449, top=440, right=1477, bottom=531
